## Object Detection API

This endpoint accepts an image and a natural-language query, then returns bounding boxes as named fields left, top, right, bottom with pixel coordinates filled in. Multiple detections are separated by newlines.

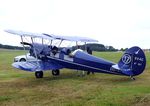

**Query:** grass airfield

left=0, top=49, right=150, bottom=106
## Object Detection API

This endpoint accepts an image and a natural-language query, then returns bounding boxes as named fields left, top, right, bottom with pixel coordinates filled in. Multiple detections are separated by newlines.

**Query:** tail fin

left=118, top=46, right=146, bottom=76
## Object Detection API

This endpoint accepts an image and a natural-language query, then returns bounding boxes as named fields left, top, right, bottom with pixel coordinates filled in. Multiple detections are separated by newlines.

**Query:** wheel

left=131, top=77, right=135, bottom=80
left=35, top=71, right=43, bottom=78
left=20, top=58, right=26, bottom=62
left=52, top=69, right=60, bottom=76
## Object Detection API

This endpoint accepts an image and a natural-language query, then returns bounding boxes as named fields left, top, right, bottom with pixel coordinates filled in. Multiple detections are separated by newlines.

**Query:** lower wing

left=12, top=60, right=64, bottom=72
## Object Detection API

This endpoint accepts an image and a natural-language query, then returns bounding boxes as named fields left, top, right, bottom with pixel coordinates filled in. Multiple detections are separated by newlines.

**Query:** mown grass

left=0, top=49, right=150, bottom=106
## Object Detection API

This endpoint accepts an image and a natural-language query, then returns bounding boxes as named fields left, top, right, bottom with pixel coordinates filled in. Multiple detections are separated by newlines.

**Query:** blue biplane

left=5, top=29, right=146, bottom=80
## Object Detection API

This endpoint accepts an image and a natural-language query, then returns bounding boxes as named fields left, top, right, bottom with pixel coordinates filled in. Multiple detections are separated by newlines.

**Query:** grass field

left=0, top=49, right=150, bottom=106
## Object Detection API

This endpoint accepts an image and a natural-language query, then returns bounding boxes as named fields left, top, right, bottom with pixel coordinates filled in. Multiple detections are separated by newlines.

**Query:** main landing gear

left=35, top=70, right=60, bottom=78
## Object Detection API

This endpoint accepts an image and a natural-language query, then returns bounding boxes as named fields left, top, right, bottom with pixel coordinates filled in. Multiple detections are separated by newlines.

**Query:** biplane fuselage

left=46, top=50, right=117, bottom=75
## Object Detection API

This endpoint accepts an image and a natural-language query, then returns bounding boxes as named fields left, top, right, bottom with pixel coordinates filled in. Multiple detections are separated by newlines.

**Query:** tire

left=35, top=71, right=43, bottom=78
left=20, top=58, right=26, bottom=62
left=52, top=69, right=60, bottom=76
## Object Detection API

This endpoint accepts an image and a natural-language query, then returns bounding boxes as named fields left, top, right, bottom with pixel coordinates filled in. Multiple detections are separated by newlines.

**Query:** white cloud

left=0, top=0, right=150, bottom=49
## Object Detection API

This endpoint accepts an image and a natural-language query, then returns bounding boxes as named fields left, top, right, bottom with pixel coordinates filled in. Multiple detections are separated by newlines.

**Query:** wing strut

left=50, top=40, right=52, bottom=46
left=31, top=37, right=41, bottom=71
left=58, top=40, right=63, bottom=47
left=84, top=42, right=87, bottom=51
left=20, top=36, right=28, bottom=61
left=42, top=38, right=44, bottom=45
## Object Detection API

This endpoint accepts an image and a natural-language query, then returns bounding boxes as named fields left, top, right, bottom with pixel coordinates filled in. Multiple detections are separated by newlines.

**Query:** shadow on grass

left=0, top=70, right=140, bottom=90
left=30, top=72, right=136, bottom=86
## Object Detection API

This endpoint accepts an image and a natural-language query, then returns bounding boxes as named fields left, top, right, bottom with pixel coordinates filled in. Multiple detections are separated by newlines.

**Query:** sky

left=0, top=0, right=150, bottom=49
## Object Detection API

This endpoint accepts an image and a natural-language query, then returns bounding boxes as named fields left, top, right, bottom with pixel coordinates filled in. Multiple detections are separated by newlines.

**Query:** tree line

left=0, top=44, right=28, bottom=50
left=72, top=43, right=118, bottom=51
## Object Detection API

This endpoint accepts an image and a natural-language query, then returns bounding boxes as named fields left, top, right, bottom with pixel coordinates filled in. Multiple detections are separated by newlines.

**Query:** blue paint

left=12, top=46, right=146, bottom=77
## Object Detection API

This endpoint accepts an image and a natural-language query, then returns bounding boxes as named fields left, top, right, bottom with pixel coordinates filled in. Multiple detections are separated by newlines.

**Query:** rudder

left=118, top=46, right=146, bottom=76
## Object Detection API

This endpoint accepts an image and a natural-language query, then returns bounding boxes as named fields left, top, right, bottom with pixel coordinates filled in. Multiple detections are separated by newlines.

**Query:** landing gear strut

left=130, top=76, right=135, bottom=80
left=35, top=71, right=43, bottom=78
left=52, top=69, right=60, bottom=76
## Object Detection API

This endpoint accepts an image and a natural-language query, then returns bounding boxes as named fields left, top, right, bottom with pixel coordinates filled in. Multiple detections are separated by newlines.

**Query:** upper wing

left=5, top=29, right=53, bottom=40
left=5, top=29, right=98, bottom=42
left=43, top=33, right=98, bottom=42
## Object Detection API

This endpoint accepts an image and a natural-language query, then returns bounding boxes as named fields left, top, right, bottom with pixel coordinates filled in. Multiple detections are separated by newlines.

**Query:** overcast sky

left=0, top=0, right=150, bottom=49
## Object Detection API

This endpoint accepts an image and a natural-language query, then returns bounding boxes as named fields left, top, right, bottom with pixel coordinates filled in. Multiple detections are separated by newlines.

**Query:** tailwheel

left=130, top=76, right=135, bottom=80
left=35, top=71, right=43, bottom=78
left=52, top=69, right=60, bottom=76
